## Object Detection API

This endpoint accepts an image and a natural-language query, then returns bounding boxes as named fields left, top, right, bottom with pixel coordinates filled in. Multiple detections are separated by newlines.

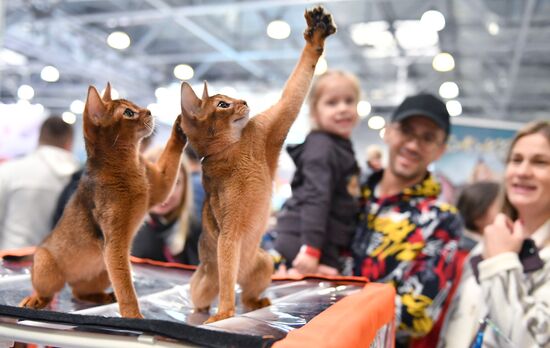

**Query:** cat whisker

left=112, top=133, right=120, bottom=147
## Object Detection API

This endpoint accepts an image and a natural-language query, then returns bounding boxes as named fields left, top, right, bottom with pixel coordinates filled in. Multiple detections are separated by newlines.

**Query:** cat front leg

left=146, top=115, right=187, bottom=208
left=258, top=6, right=336, bottom=156
left=103, top=233, right=143, bottom=318
left=204, top=233, right=241, bottom=324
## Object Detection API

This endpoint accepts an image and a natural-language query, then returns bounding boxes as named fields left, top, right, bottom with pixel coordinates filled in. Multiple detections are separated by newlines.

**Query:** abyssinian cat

left=19, top=83, right=187, bottom=318
left=181, top=6, right=336, bottom=323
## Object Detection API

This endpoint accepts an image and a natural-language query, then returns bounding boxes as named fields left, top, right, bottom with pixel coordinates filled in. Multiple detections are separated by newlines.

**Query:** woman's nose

left=516, top=161, right=533, bottom=176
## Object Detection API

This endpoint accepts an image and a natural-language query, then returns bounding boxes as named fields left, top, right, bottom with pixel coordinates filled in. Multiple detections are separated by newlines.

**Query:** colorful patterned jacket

left=352, top=171, right=462, bottom=338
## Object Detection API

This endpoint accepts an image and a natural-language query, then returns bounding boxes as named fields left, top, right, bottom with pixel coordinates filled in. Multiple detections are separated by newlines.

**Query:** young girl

left=131, top=146, right=197, bottom=264
left=273, top=70, right=361, bottom=276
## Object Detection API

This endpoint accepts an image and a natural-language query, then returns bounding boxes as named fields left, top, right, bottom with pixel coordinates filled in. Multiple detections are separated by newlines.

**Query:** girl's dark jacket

left=274, top=131, right=359, bottom=269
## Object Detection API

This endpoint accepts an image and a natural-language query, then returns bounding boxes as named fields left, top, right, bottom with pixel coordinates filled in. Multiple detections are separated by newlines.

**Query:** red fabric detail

left=410, top=249, right=469, bottom=348
left=303, top=245, right=321, bottom=259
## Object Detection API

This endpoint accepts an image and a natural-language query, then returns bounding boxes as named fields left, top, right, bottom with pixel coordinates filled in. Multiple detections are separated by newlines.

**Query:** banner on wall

left=433, top=117, right=521, bottom=193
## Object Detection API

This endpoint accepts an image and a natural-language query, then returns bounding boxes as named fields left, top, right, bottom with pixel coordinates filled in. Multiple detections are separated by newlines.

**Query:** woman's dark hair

left=502, top=120, right=550, bottom=220
left=456, top=181, right=501, bottom=232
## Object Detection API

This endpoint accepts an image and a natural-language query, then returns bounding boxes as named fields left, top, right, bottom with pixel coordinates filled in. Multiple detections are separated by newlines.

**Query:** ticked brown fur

left=181, top=7, right=336, bottom=323
left=19, top=84, right=187, bottom=318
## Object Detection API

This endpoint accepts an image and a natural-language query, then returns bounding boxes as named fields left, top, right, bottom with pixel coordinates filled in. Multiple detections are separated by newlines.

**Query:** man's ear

left=181, top=82, right=201, bottom=119
left=84, top=85, right=106, bottom=125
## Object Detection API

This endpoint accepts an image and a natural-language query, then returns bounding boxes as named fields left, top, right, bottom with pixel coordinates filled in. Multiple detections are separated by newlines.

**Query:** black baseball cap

left=391, top=93, right=450, bottom=136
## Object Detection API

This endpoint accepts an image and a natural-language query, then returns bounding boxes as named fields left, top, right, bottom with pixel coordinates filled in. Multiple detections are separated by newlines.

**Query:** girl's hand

left=292, top=251, right=319, bottom=274
left=483, top=213, right=525, bottom=258
left=317, top=264, right=339, bottom=276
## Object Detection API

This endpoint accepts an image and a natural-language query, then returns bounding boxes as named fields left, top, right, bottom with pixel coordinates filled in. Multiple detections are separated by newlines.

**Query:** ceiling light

left=62, top=111, right=76, bottom=124
left=368, top=115, right=385, bottom=130
left=107, top=31, right=131, bottom=50
left=174, top=64, right=194, bottom=80
left=267, top=20, right=291, bottom=40
left=350, top=21, right=395, bottom=48
left=487, top=22, right=500, bottom=36
left=314, top=56, right=327, bottom=76
left=357, top=100, right=371, bottom=118
left=432, top=52, right=455, bottom=72
left=420, top=10, right=446, bottom=32
left=40, top=65, right=59, bottom=82
left=17, top=84, right=34, bottom=100
left=379, top=128, right=386, bottom=139
left=446, top=100, right=462, bottom=116
left=70, top=99, right=85, bottom=114
left=395, top=20, right=439, bottom=50
left=155, top=87, right=169, bottom=100
left=439, top=81, right=459, bottom=99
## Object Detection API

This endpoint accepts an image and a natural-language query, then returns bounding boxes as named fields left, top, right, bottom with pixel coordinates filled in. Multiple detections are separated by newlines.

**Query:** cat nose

left=242, top=101, right=247, bottom=106
left=145, top=110, right=151, bottom=116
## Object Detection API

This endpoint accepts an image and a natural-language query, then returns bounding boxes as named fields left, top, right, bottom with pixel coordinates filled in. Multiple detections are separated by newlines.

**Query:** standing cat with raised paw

left=19, top=83, right=187, bottom=318
left=180, top=6, right=336, bottom=323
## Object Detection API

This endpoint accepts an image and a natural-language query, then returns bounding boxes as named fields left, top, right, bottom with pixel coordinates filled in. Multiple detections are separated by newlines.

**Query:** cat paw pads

left=303, top=6, right=337, bottom=42
left=19, top=295, right=50, bottom=309
left=243, top=297, right=271, bottom=310
left=204, top=309, right=235, bottom=324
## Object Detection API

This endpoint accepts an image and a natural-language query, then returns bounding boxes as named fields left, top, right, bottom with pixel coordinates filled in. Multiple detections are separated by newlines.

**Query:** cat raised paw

left=303, top=6, right=337, bottom=51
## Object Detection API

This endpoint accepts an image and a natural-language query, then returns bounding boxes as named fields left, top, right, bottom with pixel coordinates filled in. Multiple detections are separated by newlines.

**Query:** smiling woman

left=439, top=120, right=550, bottom=348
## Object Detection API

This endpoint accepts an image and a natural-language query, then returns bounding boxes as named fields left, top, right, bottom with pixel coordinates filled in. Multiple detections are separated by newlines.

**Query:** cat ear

left=202, top=81, right=209, bottom=101
left=102, top=82, right=112, bottom=102
left=85, top=85, right=106, bottom=125
left=181, top=82, right=201, bottom=118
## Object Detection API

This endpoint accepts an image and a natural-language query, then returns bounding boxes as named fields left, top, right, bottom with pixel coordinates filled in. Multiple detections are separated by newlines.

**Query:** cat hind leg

left=239, top=248, right=273, bottom=311
left=19, top=247, right=65, bottom=309
left=71, top=270, right=115, bottom=304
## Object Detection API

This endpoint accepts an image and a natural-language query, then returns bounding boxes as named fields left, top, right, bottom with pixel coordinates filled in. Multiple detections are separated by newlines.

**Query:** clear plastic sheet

left=0, top=258, right=394, bottom=347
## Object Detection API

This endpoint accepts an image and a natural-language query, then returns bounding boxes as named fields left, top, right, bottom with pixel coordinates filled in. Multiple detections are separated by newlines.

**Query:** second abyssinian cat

left=180, top=6, right=336, bottom=323
left=20, top=83, right=187, bottom=318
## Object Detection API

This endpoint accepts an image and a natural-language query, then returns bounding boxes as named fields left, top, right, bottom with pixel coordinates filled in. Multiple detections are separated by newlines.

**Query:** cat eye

left=123, top=108, right=136, bottom=118
left=217, top=101, right=231, bottom=109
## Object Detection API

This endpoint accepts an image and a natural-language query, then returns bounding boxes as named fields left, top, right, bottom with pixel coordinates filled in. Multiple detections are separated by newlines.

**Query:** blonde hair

left=502, top=120, right=550, bottom=220
left=144, top=146, right=194, bottom=254
left=308, top=70, right=361, bottom=129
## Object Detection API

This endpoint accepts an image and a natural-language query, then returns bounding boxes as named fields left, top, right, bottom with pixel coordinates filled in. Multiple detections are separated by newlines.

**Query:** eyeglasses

left=392, top=122, right=444, bottom=148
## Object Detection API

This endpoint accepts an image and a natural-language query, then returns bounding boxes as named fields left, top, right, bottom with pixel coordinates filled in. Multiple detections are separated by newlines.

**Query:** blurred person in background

left=272, top=70, right=361, bottom=276
left=352, top=94, right=463, bottom=346
left=456, top=181, right=501, bottom=252
left=439, top=120, right=550, bottom=348
left=184, top=145, right=205, bottom=231
left=131, top=146, right=197, bottom=264
left=365, top=144, right=383, bottom=176
left=0, top=116, right=78, bottom=250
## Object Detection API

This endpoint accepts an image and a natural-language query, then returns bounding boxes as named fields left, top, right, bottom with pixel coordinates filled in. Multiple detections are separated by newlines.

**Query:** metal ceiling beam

left=144, top=0, right=264, bottom=78
left=499, top=0, right=537, bottom=115
left=38, top=0, right=367, bottom=25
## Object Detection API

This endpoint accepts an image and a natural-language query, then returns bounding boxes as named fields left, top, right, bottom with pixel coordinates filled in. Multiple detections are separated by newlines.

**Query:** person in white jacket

left=439, top=120, right=550, bottom=348
left=0, top=116, right=78, bottom=250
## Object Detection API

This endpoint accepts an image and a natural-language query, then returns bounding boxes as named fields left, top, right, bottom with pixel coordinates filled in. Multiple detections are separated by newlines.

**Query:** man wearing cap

left=351, top=94, right=462, bottom=345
